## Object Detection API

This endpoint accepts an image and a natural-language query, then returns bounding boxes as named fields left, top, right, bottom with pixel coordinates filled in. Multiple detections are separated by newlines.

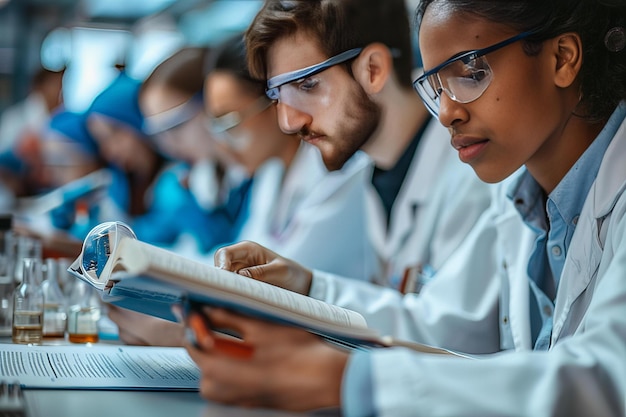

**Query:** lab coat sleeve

left=244, top=151, right=379, bottom=281
left=352, top=234, right=626, bottom=416
left=268, top=163, right=377, bottom=281
left=340, top=199, right=626, bottom=417
left=310, top=194, right=503, bottom=354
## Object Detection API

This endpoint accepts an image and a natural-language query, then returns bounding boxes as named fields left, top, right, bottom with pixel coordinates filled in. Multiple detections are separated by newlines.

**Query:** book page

left=0, top=345, right=199, bottom=390
left=119, top=239, right=368, bottom=330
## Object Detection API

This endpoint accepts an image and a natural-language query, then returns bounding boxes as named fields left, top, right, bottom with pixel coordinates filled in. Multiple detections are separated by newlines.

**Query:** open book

left=68, top=222, right=458, bottom=355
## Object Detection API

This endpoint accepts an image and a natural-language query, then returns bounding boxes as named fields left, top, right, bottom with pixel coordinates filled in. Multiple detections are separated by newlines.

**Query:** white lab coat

left=236, top=142, right=378, bottom=281
left=0, top=93, right=49, bottom=152
left=311, top=116, right=626, bottom=416
left=366, top=118, right=492, bottom=286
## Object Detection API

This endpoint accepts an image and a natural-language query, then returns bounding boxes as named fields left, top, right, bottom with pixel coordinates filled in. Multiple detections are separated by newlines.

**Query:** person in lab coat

left=183, top=0, right=626, bottom=415
left=134, top=46, right=251, bottom=255
left=205, top=34, right=378, bottom=280
left=0, top=68, right=65, bottom=203
left=0, top=67, right=65, bottom=153
left=107, top=34, right=377, bottom=347
left=243, top=1, right=490, bottom=291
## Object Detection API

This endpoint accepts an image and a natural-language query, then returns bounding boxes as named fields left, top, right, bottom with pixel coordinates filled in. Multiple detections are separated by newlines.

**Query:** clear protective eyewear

left=413, top=31, right=536, bottom=117
left=265, top=47, right=364, bottom=107
left=68, top=221, right=136, bottom=287
left=143, top=95, right=204, bottom=136
left=205, top=95, right=273, bottom=147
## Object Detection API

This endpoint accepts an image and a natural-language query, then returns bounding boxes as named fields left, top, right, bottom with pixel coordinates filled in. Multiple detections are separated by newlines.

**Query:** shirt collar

left=508, top=103, right=626, bottom=225
left=548, top=103, right=626, bottom=224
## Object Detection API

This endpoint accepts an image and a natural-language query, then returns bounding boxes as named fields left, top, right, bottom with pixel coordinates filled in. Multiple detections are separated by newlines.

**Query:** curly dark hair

left=416, top=0, right=626, bottom=122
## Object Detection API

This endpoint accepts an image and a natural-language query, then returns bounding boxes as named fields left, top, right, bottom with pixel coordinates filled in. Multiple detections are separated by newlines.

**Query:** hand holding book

left=68, top=221, right=460, bottom=355
left=214, top=239, right=314, bottom=296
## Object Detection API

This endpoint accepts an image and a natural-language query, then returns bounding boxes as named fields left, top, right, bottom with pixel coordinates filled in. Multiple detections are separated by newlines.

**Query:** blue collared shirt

left=342, top=103, right=626, bottom=417
left=507, top=102, right=626, bottom=349
left=342, top=103, right=626, bottom=416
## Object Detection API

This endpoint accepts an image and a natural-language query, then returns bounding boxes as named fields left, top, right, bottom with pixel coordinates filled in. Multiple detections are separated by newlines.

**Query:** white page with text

left=0, top=344, right=200, bottom=390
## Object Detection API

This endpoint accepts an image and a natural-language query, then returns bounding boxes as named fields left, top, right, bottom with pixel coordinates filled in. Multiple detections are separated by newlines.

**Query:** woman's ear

left=552, top=33, right=583, bottom=89
left=351, top=43, right=393, bottom=95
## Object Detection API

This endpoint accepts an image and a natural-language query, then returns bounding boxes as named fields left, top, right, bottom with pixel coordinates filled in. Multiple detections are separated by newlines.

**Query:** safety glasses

left=266, top=48, right=363, bottom=101
left=205, top=96, right=273, bottom=148
left=413, top=31, right=536, bottom=117
left=206, top=96, right=273, bottom=135
left=143, top=96, right=204, bottom=136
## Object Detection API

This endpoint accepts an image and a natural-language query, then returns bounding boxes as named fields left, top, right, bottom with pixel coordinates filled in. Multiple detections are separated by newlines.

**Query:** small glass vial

left=41, top=259, right=68, bottom=338
left=67, top=280, right=100, bottom=343
left=12, top=258, right=44, bottom=344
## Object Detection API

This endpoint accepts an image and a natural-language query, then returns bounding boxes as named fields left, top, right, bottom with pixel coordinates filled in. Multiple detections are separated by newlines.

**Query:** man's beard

left=308, top=85, right=381, bottom=171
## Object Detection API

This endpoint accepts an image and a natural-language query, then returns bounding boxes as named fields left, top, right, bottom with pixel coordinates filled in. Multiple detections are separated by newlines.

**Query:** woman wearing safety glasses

left=107, top=48, right=260, bottom=347
left=133, top=47, right=252, bottom=257
left=184, top=0, right=626, bottom=415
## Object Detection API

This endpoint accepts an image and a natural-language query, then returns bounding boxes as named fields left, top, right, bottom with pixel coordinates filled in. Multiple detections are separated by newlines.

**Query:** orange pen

left=187, top=311, right=255, bottom=359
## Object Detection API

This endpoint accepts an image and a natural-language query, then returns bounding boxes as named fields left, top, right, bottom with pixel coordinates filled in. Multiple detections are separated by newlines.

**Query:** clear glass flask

left=41, top=258, right=68, bottom=338
left=13, top=235, right=42, bottom=284
left=67, top=280, right=100, bottom=343
left=12, top=258, right=44, bottom=344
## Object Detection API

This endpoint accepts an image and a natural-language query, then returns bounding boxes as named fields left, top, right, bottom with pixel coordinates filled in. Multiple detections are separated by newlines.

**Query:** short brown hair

left=245, top=0, right=414, bottom=88
left=142, top=47, right=209, bottom=97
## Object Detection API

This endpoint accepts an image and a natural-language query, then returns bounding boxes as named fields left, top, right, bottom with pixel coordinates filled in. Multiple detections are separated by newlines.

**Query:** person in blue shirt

left=134, top=46, right=251, bottom=255
left=85, top=70, right=165, bottom=221
left=39, top=110, right=106, bottom=237
left=13, top=109, right=127, bottom=241
left=185, top=0, right=626, bottom=415
left=39, top=111, right=101, bottom=189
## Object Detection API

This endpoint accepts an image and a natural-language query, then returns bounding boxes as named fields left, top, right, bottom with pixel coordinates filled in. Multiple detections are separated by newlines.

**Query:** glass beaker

left=67, top=280, right=101, bottom=343
left=42, top=258, right=68, bottom=338
left=12, top=258, right=44, bottom=344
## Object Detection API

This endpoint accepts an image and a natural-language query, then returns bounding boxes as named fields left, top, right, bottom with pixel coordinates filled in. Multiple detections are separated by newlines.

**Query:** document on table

left=0, top=344, right=200, bottom=391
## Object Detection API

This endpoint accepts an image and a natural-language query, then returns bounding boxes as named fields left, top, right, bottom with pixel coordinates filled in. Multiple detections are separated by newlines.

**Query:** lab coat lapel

left=552, top=117, right=626, bottom=342
left=370, top=122, right=449, bottom=259
left=497, top=207, right=534, bottom=350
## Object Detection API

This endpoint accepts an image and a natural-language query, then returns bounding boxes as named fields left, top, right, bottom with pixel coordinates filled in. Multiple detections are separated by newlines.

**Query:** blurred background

left=0, top=0, right=422, bottom=252
left=0, top=0, right=268, bottom=113
left=0, top=0, right=420, bottom=114
left=0, top=0, right=423, bottom=339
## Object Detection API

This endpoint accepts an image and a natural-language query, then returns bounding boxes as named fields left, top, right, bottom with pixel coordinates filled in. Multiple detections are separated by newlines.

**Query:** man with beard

left=184, top=0, right=493, bottom=410
left=239, top=0, right=491, bottom=290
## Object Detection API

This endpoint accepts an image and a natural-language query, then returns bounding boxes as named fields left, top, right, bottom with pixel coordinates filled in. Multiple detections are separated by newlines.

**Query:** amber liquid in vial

left=12, top=310, right=43, bottom=344
left=67, top=305, right=100, bottom=343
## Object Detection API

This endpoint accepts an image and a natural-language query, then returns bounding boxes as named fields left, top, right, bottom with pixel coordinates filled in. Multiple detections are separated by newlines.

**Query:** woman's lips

left=452, top=135, right=489, bottom=163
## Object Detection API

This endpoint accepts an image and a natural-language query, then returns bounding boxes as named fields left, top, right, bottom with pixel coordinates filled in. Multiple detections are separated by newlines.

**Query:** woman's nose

left=437, top=93, right=469, bottom=129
